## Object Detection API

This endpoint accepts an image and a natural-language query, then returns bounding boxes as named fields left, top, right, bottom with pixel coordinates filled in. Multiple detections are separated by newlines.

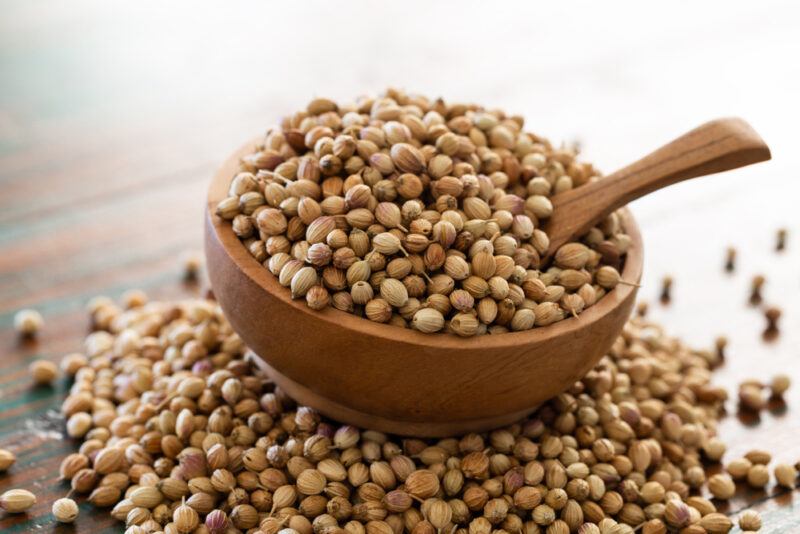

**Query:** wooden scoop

left=543, top=118, right=771, bottom=260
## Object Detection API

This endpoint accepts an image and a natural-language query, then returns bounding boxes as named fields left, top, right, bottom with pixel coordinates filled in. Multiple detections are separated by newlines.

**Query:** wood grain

left=544, top=118, right=771, bottom=259
left=1, top=0, right=798, bottom=531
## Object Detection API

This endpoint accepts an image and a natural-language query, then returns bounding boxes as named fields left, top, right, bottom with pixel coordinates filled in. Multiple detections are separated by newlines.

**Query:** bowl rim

left=206, top=138, right=644, bottom=351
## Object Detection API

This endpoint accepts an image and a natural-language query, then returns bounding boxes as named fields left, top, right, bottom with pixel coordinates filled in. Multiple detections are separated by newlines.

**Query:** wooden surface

left=206, top=144, right=642, bottom=436
left=1, top=0, right=799, bottom=531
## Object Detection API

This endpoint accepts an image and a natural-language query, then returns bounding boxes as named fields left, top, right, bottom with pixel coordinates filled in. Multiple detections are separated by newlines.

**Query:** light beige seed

left=738, top=510, right=762, bottom=531
left=0, top=489, right=36, bottom=513
left=707, top=473, right=735, bottom=500
left=291, top=267, right=318, bottom=299
left=29, top=360, right=58, bottom=385
left=774, top=463, right=798, bottom=488
left=14, top=309, right=43, bottom=337
left=412, top=308, right=445, bottom=333
left=52, top=497, right=79, bottom=523
left=0, top=449, right=16, bottom=472
left=380, top=278, right=409, bottom=308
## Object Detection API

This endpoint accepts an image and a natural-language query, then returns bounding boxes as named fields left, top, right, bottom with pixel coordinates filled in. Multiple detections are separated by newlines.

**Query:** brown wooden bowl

left=205, top=140, right=644, bottom=437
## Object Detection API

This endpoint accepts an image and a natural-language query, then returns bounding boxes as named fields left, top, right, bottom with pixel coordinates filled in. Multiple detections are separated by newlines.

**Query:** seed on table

left=697, top=512, right=733, bottom=533
left=659, top=276, right=672, bottom=304
left=60, top=353, right=88, bottom=375
left=66, top=412, right=93, bottom=438
left=746, top=464, right=770, bottom=488
left=29, top=359, right=58, bottom=385
left=120, top=288, right=148, bottom=309
left=745, top=449, right=772, bottom=465
left=0, top=449, right=16, bottom=471
left=749, top=275, right=765, bottom=305
left=714, top=336, right=728, bottom=361
left=47, top=288, right=794, bottom=531
left=13, top=309, right=43, bottom=338
left=59, top=453, right=89, bottom=480
left=0, top=489, right=36, bottom=513
left=770, top=374, right=791, bottom=396
left=88, top=485, right=121, bottom=507
left=702, top=438, right=726, bottom=462
left=727, top=457, right=753, bottom=480
left=763, top=306, right=781, bottom=333
left=52, top=497, right=79, bottom=523
left=738, top=509, right=762, bottom=531
left=181, top=251, right=202, bottom=281
left=774, top=463, right=797, bottom=489
left=724, top=246, right=737, bottom=272
left=707, top=473, right=736, bottom=500
left=775, top=227, right=787, bottom=251
left=738, top=385, right=765, bottom=412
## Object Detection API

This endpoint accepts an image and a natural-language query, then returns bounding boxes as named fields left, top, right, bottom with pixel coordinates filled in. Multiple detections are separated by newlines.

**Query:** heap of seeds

left=215, top=89, right=634, bottom=336
left=38, top=291, right=793, bottom=534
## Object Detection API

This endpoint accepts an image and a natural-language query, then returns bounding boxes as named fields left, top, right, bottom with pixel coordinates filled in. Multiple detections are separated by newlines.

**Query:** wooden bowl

left=205, top=140, right=644, bottom=437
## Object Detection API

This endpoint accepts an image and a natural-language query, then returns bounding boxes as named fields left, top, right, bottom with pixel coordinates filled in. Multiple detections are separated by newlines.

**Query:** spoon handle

left=543, top=117, right=771, bottom=259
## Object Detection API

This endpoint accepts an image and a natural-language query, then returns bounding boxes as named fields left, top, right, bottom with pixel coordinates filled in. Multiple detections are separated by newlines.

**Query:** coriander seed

left=659, top=276, right=672, bottom=304
left=749, top=275, right=765, bottom=305
left=763, top=306, right=781, bottom=333
left=0, top=488, right=36, bottom=513
left=52, top=497, right=79, bottom=523
left=724, top=246, right=736, bottom=272
left=29, top=359, right=58, bottom=385
left=774, top=463, right=797, bottom=489
left=738, top=510, right=762, bottom=531
left=775, top=227, right=787, bottom=251
left=13, top=309, right=43, bottom=338
left=0, top=449, right=16, bottom=471
left=213, top=89, right=635, bottom=335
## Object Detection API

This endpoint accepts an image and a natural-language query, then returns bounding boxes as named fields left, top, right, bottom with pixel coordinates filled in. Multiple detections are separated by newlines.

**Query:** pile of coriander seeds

left=215, top=89, right=633, bottom=336
left=24, top=290, right=789, bottom=534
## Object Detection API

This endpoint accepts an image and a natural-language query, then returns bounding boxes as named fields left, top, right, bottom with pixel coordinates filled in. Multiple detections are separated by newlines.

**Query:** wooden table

left=1, top=1, right=798, bottom=531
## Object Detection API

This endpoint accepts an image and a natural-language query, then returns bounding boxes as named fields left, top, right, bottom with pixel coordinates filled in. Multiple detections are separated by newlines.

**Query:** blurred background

left=4, top=3, right=798, bottom=330
left=1, top=0, right=799, bottom=502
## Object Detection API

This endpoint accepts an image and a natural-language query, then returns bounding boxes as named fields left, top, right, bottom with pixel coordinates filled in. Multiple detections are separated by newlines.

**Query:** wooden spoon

left=543, top=117, right=771, bottom=260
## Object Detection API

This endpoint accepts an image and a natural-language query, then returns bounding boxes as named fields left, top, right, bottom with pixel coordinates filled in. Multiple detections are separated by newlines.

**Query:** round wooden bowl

left=205, top=140, right=644, bottom=437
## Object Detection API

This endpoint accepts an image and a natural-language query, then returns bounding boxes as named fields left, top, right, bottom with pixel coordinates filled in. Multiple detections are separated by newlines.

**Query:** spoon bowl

left=205, top=140, right=643, bottom=437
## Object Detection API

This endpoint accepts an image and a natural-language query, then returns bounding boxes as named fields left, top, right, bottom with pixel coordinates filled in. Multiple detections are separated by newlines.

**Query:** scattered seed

left=738, top=509, right=762, bottom=531
left=763, top=306, right=781, bottom=333
left=52, top=497, right=79, bottom=523
left=770, top=374, right=791, bottom=397
left=0, top=489, right=36, bottom=513
left=724, top=246, right=737, bottom=272
left=0, top=449, right=16, bottom=472
left=749, top=275, right=765, bottom=305
left=13, top=309, right=43, bottom=338
left=659, top=275, right=672, bottom=304
left=774, top=463, right=797, bottom=489
left=29, top=360, right=58, bottom=386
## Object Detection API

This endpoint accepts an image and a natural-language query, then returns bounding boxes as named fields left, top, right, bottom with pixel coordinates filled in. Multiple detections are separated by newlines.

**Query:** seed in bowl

left=215, top=89, right=636, bottom=335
